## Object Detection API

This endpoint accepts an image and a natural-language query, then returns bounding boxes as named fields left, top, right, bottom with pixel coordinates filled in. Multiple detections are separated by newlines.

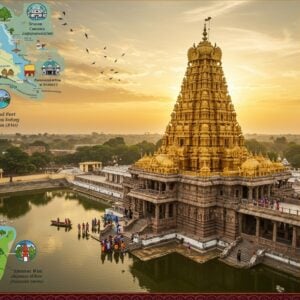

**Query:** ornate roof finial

left=202, top=22, right=208, bottom=41
left=204, top=17, right=211, bottom=41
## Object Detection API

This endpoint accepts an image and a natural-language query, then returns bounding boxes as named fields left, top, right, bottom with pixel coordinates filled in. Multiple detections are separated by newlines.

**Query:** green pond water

left=0, top=189, right=299, bottom=293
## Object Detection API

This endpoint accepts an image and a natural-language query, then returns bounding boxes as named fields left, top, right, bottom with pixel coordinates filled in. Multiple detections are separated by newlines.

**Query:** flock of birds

left=58, top=11, right=126, bottom=82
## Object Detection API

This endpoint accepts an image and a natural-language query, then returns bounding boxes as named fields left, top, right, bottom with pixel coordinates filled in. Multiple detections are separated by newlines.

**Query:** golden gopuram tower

left=134, top=23, right=284, bottom=177
left=123, top=21, right=299, bottom=255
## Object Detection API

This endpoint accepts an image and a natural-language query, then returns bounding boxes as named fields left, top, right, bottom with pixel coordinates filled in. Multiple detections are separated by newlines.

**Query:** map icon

left=26, top=3, right=47, bottom=20
left=15, top=240, right=37, bottom=263
left=0, top=89, right=11, bottom=109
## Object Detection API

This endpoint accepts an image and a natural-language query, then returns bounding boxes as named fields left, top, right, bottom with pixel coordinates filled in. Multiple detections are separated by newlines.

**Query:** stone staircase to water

left=220, top=239, right=259, bottom=268
left=128, top=218, right=148, bottom=234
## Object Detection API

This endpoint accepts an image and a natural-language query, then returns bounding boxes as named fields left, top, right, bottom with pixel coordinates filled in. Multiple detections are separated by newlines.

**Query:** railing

left=240, top=199, right=300, bottom=216
left=133, top=188, right=176, bottom=199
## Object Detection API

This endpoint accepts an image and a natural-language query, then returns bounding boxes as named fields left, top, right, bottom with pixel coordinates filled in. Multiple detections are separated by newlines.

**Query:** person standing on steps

left=237, top=249, right=241, bottom=262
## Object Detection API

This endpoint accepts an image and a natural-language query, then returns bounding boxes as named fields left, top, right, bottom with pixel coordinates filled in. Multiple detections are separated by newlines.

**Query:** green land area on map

left=0, top=226, right=16, bottom=280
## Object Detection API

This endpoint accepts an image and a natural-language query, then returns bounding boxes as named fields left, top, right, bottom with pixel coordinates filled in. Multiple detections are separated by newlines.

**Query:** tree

left=0, top=7, right=12, bottom=21
left=245, top=139, right=266, bottom=154
left=284, top=144, right=300, bottom=168
left=275, top=136, right=287, bottom=144
left=103, top=137, right=125, bottom=147
left=0, top=147, right=36, bottom=175
left=29, top=152, right=52, bottom=170
left=8, top=27, right=14, bottom=35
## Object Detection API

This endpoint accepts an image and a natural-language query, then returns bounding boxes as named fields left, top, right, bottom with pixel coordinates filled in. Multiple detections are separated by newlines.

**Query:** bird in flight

left=109, top=77, right=113, bottom=80
left=58, top=17, right=63, bottom=20
left=104, top=56, right=107, bottom=58
left=104, top=46, right=107, bottom=50
left=85, top=33, right=88, bottom=39
left=110, top=69, right=114, bottom=71
left=62, top=23, right=67, bottom=26
left=70, top=29, right=73, bottom=32
left=114, top=59, right=118, bottom=63
left=62, top=11, right=66, bottom=16
left=86, top=48, right=89, bottom=53
left=100, top=71, right=104, bottom=74
left=91, top=62, right=96, bottom=65
left=114, top=71, right=118, bottom=74
left=121, top=53, right=125, bottom=56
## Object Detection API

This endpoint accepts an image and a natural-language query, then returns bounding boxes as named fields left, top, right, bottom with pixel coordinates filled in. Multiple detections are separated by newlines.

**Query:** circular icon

left=15, top=240, right=37, bottom=263
left=26, top=3, right=47, bottom=21
left=0, top=89, right=11, bottom=109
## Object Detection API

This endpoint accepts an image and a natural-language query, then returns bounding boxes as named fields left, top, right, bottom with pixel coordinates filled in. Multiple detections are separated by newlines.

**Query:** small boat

left=51, top=220, right=72, bottom=228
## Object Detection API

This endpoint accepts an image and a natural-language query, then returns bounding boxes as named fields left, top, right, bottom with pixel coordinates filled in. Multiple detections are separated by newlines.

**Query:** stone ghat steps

left=221, top=239, right=259, bottom=269
left=263, top=256, right=300, bottom=278
left=129, top=218, right=148, bottom=233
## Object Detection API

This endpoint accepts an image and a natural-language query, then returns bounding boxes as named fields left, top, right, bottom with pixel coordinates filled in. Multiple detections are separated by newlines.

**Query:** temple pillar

left=155, top=204, right=159, bottom=220
left=272, top=221, right=277, bottom=242
left=284, top=224, right=289, bottom=240
left=143, top=201, right=147, bottom=217
left=267, top=185, right=271, bottom=198
left=292, top=226, right=297, bottom=248
left=255, top=187, right=259, bottom=201
left=166, top=183, right=169, bottom=192
left=256, top=217, right=260, bottom=239
left=238, top=214, right=243, bottom=235
left=165, top=203, right=169, bottom=219
left=248, top=187, right=253, bottom=201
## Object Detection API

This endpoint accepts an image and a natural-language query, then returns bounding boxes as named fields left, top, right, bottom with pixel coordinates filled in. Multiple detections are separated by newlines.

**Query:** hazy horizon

left=1, top=0, right=300, bottom=134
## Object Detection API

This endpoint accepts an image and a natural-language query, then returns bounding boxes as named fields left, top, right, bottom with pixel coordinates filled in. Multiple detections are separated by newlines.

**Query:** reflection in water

left=0, top=189, right=299, bottom=293
left=129, top=252, right=300, bottom=292
left=0, top=190, right=107, bottom=220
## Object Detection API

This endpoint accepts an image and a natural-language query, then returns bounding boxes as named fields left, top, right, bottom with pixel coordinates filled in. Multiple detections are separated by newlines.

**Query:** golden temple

left=134, top=23, right=285, bottom=177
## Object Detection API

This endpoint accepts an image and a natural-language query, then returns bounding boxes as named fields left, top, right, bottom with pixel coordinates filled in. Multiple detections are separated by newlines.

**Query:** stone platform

left=131, top=241, right=220, bottom=263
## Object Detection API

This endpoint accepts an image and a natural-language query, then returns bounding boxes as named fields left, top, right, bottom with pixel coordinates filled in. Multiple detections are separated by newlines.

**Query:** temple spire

left=202, top=22, right=208, bottom=41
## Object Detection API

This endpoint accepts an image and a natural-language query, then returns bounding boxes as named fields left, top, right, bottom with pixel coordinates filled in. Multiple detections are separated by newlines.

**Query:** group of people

left=78, top=218, right=100, bottom=236
left=101, top=234, right=126, bottom=253
left=253, top=198, right=280, bottom=210
left=56, top=217, right=71, bottom=226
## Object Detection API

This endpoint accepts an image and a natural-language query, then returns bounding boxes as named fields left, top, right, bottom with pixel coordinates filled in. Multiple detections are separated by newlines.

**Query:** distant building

left=50, top=149, right=76, bottom=156
left=42, top=59, right=60, bottom=75
left=25, top=145, right=46, bottom=156
left=24, top=64, right=35, bottom=77
left=79, top=161, right=102, bottom=173
left=102, top=165, right=131, bottom=185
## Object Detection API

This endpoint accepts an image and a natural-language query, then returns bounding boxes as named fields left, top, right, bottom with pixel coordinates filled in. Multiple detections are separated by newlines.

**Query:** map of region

left=0, top=225, right=16, bottom=280
left=0, top=3, right=64, bottom=100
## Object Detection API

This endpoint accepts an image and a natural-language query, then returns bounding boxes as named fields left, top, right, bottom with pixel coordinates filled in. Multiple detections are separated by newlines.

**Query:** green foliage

left=244, top=139, right=266, bottom=154
left=103, top=137, right=125, bottom=147
left=284, top=144, right=300, bottom=168
left=29, top=152, right=52, bottom=170
left=0, top=139, right=12, bottom=153
left=0, top=147, right=35, bottom=175
left=8, top=27, right=14, bottom=35
left=0, top=7, right=12, bottom=21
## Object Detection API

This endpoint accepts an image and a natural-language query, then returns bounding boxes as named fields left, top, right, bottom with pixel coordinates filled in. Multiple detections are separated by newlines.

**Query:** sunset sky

left=2, top=0, right=300, bottom=134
